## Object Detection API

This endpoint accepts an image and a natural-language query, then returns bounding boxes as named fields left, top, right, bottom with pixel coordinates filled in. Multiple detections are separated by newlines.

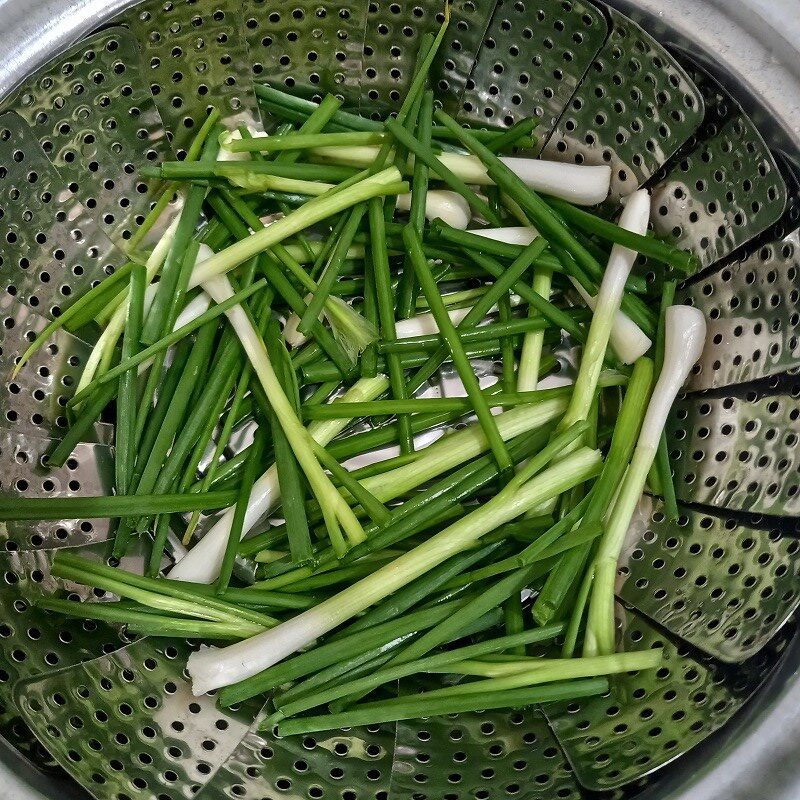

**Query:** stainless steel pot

left=0, top=0, right=797, bottom=798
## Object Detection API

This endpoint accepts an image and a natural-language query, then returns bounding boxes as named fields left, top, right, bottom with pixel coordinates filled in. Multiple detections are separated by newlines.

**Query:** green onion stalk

left=404, top=223, right=513, bottom=476
left=395, top=188, right=470, bottom=230
left=11, top=262, right=137, bottom=380
left=556, top=356, right=655, bottom=655
left=650, top=279, right=680, bottom=520
left=569, top=278, right=652, bottom=365
left=276, top=678, right=608, bottom=735
left=416, top=648, right=662, bottom=685
left=201, top=275, right=365, bottom=557
left=310, top=145, right=612, bottom=206
left=173, top=391, right=568, bottom=584
left=169, top=375, right=391, bottom=583
left=214, top=189, right=377, bottom=365
left=187, top=445, right=602, bottom=694
left=72, top=219, right=178, bottom=397
left=347, top=398, right=571, bottom=504
left=558, top=189, right=652, bottom=431
left=0, top=491, right=240, bottom=521
left=270, top=625, right=567, bottom=720
left=38, top=597, right=263, bottom=641
left=66, top=275, right=266, bottom=408
left=518, top=264, right=553, bottom=391
left=584, top=305, right=705, bottom=656
left=186, top=167, right=406, bottom=288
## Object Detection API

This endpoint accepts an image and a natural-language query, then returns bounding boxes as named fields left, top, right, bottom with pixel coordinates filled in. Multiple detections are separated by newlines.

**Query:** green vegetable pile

left=1, top=12, right=706, bottom=736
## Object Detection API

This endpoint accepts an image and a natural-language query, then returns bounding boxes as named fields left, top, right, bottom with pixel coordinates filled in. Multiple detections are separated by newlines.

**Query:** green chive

left=368, top=198, right=415, bottom=453
left=405, top=223, right=513, bottom=476
left=218, top=426, right=268, bottom=594
left=278, top=678, right=608, bottom=734
left=384, top=117, right=501, bottom=225
left=115, top=264, right=146, bottom=496
left=264, top=319, right=314, bottom=564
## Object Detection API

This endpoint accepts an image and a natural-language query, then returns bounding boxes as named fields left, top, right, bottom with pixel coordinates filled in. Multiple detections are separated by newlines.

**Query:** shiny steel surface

left=543, top=604, right=790, bottom=790
left=0, top=432, right=114, bottom=549
left=458, top=0, right=609, bottom=151
left=541, top=7, right=705, bottom=202
left=617, top=496, right=800, bottom=662
left=0, top=544, right=129, bottom=768
left=608, top=0, right=800, bottom=159
left=241, top=0, right=367, bottom=108
left=0, top=110, right=126, bottom=319
left=0, top=0, right=798, bottom=799
left=15, top=638, right=255, bottom=796
left=635, top=634, right=800, bottom=800
left=360, top=0, right=440, bottom=116
left=113, top=0, right=264, bottom=154
left=668, top=378, right=800, bottom=517
left=196, top=707, right=397, bottom=800
left=391, top=705, right=582, bottom=800
left=647, top=61, right=787, bottom=273
left=0, top=302, right=114, bottom=444
left=679, top=225, right=800, bottom=391
left=5, top=28, right=171, bottom=247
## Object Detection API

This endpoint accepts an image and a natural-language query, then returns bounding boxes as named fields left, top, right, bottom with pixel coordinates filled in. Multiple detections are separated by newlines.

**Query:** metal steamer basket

left=0, top=0, right=798, bottom=798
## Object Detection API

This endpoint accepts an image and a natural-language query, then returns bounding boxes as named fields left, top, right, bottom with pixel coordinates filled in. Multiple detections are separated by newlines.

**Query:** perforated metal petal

left=0, top=546, right=129, bottom=765
left=197, top=708, right=395, bottom=800
left=678, top=226, right=800, bottom=390
left=667, top=379, right=800, bottom=517
left=15, top=637, right=254, bottom=800
left=616, top=495, right=800, bottom=663
left=433, top=0, right=497, bottom=115
left=458, top=0, right=608, bottom=145
left=0, top=111, right=125, bottom=320
left=117, top=0, right=263, bottom=155
left=0, top=432, right=114, bottom=550
left=544, top=604, right=790, bottom=791
left=358, top=0, right=439, bottom=117
left=541, top=6, right=704, bottom=202
left=3, top=28, right=171, bottom=247
left=646, top=60, right=787, bottom=272
left=242, top=0, right=369, bottom=108
left=0, top=300, right=115, bottom=443
left=758, top=151, right=800, bottom=245
left=358, top=0, right=495, bottom=119
left=390, top=707, right=581, bottom=800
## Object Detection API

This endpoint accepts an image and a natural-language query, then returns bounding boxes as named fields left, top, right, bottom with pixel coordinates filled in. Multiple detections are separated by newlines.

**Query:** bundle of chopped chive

left=2, top=11, right=707, bottom=737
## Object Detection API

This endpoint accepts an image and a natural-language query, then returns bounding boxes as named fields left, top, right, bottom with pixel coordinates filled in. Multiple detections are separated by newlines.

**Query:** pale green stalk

left=359, top=398, right=569, bottom=503
left=229, top=131, right=387, bottom=153
left=75, top=220, right=178, bottom=396
left=186, top=447, right=603, bottom=694
left=188, top=168, right=404, bottom=287
left=413, top=287, right=492, bottom=311
left=424, top=649, right=663, bottom=686
left=233, top=175, right=335, bottom=195
left=271, top=625, right=566, bottom=720
left=284, top=242, right=365, bottom=263
left=560, top=189, right=651, bottom=429
left=310, top=146, right=611, bottom=204
left=201, top=274, right=366, bottom=556
left=96, top=215, right=185, bottom=328
left=170, top=375, right=390, bottom=584
left=518, top=267, right=553, bottom=390
left=67, top=575, right=263, bottom=629
left=585, top=306, right=706, bottom=656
